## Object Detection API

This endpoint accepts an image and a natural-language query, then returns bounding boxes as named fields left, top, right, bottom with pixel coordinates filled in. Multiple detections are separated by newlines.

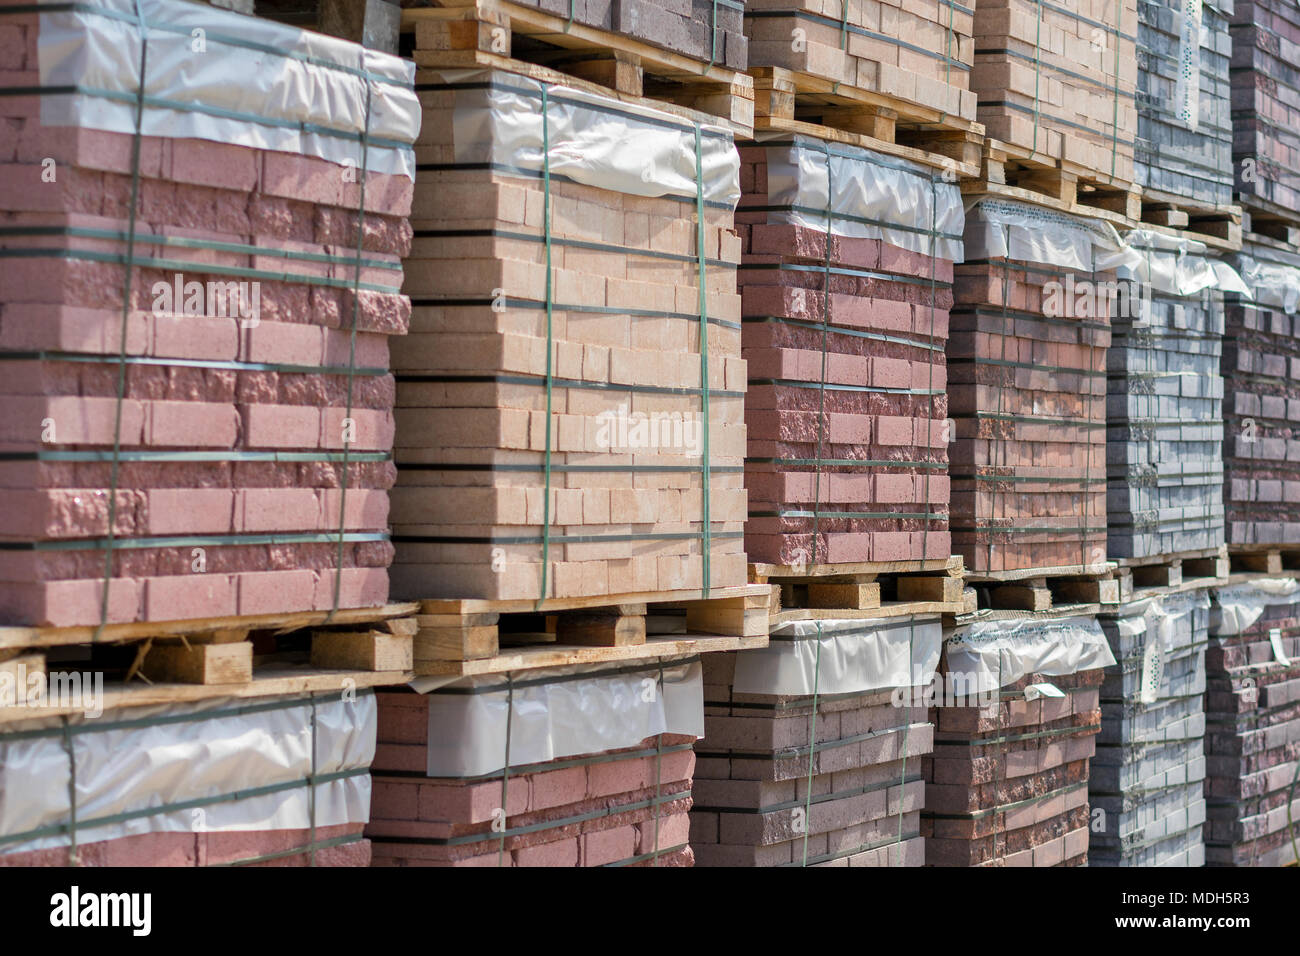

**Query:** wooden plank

left=749, top=555, right=961, bottom=582
left=771, top=600, right=961, bottom=625
left=311, top=630, right=415, bottom=671
left=140, top=642, right=253, bottom=685
left=555, top=606, right=647, bottom=647
left=987, top=583, right=1053, bottom=612
left=415, top=623, right=499, bottom=662
left=896, top=576, right=965, bottom=603
left=420, top=583, right=769, bottom=616
left=805, top=582, right=881, bottom=610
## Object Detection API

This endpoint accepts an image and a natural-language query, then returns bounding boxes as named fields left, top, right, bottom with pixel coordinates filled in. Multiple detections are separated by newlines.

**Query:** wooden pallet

left=1239, top=194, right=1300, bottom=244
left=415, top=582, right=773, bottom=671
left=750, top=554, right=973, bottom=621
left=963, top=560, right=1120, bottom=612
left=1111, top=545, right=1230, bottom=600
left=967, top=137, right=1140, bottom=224
left=1138, top=186, right=1243, bottom=252
left=1227, top=545, right=1300, bottom=578
left=404, top=0, right=753, bottom=135
left=749, top=66, right=984, bottom=177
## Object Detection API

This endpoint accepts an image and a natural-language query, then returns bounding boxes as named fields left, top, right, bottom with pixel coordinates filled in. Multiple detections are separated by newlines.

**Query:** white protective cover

left=38, top=0, right=419, bottom=179
left=1212, top=578, right=1300, bottom=635
left=0, top=693, right=376, bottom=855
left=1119, top=229, right=1249, bottom=298
left=409, top=659, right=704, bottom=778
left=965, top=198, right=1142, bottom=273
left=1234, top=255, right=1300, bottom=314
left=1105, top=590, right=1211, bottom=704
left=944, top=615, right=1117, bottom=689
left=446, top=72, right=740, bottom=207
left=757, top=135, right=964, bottom=260
left=730, top=616, right=943, bottom=696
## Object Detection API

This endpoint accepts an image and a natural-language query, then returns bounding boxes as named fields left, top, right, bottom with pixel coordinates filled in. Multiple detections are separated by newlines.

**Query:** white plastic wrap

left=944, top=615, right=1117, bottom=689
left=1212, top=578, right=1300, bottom=635
left=1119, top=229, right=1249, bottom=297
left=411, top=659, right=704, bottom=778
left=1105, top=591, right=1211, bottom=703
left=38, top=0, right=419, bottom=179
left=446, top=72, right=740, bottom=208
left=964, top=198, right=1141, bottom=272
left=0, top=693, right=376, bottom=855
left=1234, top=255, right=1300, bottom=314
left=756, top=136, right=964, bottom=260
left=730, top=616, right=942, bottom=696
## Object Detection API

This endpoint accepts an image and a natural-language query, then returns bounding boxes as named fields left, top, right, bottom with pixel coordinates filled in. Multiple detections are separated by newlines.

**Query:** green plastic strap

left=801, top=637, right=823, bottom=868
left=498, top=675, right=515, bottom=867
left=711, top=0, right=719, bottom=66
left=210, top=832, right=363, bottom=867
left=308, top=697, right=318, bottom=867
left=14, top=351, right=388, bottom=378
left=61, top=717, right=78, bottom=866
left=1032, top=0, right=1043, bottom=155
left=695, top=125, right=712, bottom=597
left=652, top=662, right=665, bottom=866
left=895, top=627, right=914, bottom=864
left=6, top=531, right=387, bottom=553
left=1110, top=0, right=1122, bottom=183
left=809, top=142, right=834, bottom=567
left=8, top=450, right=389, bottom=464
left=537, top=87, right=556, bottom=612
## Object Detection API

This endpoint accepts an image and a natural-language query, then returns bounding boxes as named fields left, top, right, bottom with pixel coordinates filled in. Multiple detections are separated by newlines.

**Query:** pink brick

left=169, top=140, right=259, bottom=192
left=236, top=569, right=316, bottom=615
left=588, top=755, right=650, bottom=798
left=242, top=404, right=321, bottom=448
left=370, top=780, right=419, bottom=820
left=147, top=401, right=239, bottom=448
left=320, top=407, right=395, bottom=452
left=5, top=577, right=141, bottom=627
left=236, top=488, right=321, bottom=532
left=515, top=837, right=578, bottom=867
left=874, top=473, right=915, bottom=503
left=640, top=811, right=691, bottom=854
left=583, top=825, right=636, bottom=866
left=144, top=573, right=237, bottom=621
left=152, top=313, right=239, bottom=361
left=262, top=152, right=345, bottom=206
left=241, top=321, right=324, bottom=365
left=147, top=488, right=234, bottom=534
left=875, top=416, right=914, bottom=446
left=529, top=765, right=588, bottom=810
left=312, top=567, right=388, bottom=611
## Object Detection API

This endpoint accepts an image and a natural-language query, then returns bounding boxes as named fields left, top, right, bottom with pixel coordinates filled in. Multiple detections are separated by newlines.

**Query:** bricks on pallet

left=948, top=202, right=1112, bottom=573
left=390, top=69, right=747, bottom=601
left=1092, top=591, right=1210, bottom=866
left=923, top=614, right=1115, bottom=866
left=691, top=616, right=940, bottom=866
left=0, top=4, right=417, bottom=626
left=1221, top=236, right=1300, bottom=546
left=737, top=138, right=957, bottom=566
left=1231, top=0, right=1300, bottom=219
left=1204, top=579, right=1300, bottom=866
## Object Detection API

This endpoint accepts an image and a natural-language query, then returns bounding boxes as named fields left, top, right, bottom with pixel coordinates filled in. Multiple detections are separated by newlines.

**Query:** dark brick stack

left=1231, top=0, right=1300, bottom=219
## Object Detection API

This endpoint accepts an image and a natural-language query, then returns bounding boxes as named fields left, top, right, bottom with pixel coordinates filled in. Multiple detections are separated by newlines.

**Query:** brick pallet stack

left=1092, top=591, right=1210, bottom=866
left=390, top=68, right=748, bottom=601
left=922, top=614, right=1116, bottom=866
left=737, top=138, right=960, bottom=567
left=1106, top=232, right=1238, bottom=559
left=0, top=0, right=418, bottom=626
left=971, top=0, right=1137, bottom=186
left=1135, top=0, right=1234, bottom=205
left=367, top=660, right=702, bottom=866
left=1230, top=0, right=1300, bottom=221
left=1205, top=578, right=1300, bottom=866
left=690, top=617, right=941, bottom=866
left=949, top=201, right=1120, bottom=573
left=1222, top=238, right=1300, bottom=547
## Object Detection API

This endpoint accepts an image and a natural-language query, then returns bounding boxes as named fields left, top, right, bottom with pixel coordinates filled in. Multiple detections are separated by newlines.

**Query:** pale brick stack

left=0, top=4, right=416, bottom=626
left=744, top=0, right=978, bottom=121
left=390, top=70, right=747, bottom=601
left=972, top=0, right=1137, bottom=185
left=1092, top=591, right=1210, bottom=866
left=1230, top=0, right=1300, bottom=218
left=368, top=689, right=696, bottom=866
left=737, top=139, right=956, bottom=566
left=1205, top=579, right=1300, bottom=866
left=689, top=618, right=939, bottom=866
left=1222, top=237, right=1300, bottom=547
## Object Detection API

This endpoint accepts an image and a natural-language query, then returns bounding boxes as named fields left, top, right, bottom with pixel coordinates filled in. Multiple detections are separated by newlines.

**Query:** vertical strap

left=651, top=662, right=665, bottom=866
left=920, top=176, right=941, bottom=567
left=95, top=0, right=151, bottom=643
left=308, top=696, right=319, bottom=867
left=537, top=87, right=556, bottom=610
left=497, top=675, right=515, bottom=867
left=800, top=638, right=823, bottom=867
left=709, top=0, right=719, bottom=67
left=894, top=626, right=915, bottom=864
left=695, top=126, right=712, bottom=596
left=61, top=717, right=79, bottom=866
left=989, top=258, right=1012, bottom=573
left=993, top=654, right=1005, bottom=864
left=1031, top=0, right=1043, bottom=156
left=809, top=143, right=834, bottom=568
left=1109, top=0, right=1122, bottom=183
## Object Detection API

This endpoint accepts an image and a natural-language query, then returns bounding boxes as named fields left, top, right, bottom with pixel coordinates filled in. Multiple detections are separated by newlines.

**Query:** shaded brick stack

left=1135, top=0, right=1234, bottom=205
left=1222, top=237, right=1300, bottom=547
left=1230, top=0, right=1300, bottom=219
left=972, top=0, right=1137, bottom=185
left=1205, top=579, right=1300, bottom=866
left=744, top=0, right=977, bottom=121
left=737, top=139, right=957, bottom=566
left=690, top=617, right=940, bottom=866
left=1093, top=591, right=1210, bottom=866
left=391, top=70, right=747, bottom=601
left=923, top=614, right=1114, bottom=866
left=0, top=4, right=417, bottom=626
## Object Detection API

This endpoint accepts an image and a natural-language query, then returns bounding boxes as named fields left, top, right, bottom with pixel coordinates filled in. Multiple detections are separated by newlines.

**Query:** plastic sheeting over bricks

left=1092, top=590, right=1211, bottom=866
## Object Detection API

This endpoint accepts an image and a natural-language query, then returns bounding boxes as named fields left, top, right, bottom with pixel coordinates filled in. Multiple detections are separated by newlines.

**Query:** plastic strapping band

left=1110, top=0, right=1122, bottom=183
left=710, top=0, right=719, bottom=67
left=989, top=254, right=1012, bottom=572
left=695, top=125, right=712, bottom=596
left=498, top=674, right=515, bottom=867
left=94, top=0, right=149, bottom=643
left=1032, top=0, right=1043, bottom=155
left=537, top=86, right=556, bottom=611
left=839, top=0, right=849, bottom=49
left=809, top=142, right=834, bottom=568
left=801, top=637, right=823, bottom=868
left=61, top=717, right=78, bottom=866
left=652, top=661, right=665, bottom=866
left=308, top=696, right=319, bottom=867
left=895, top=626, right=914, bottom=863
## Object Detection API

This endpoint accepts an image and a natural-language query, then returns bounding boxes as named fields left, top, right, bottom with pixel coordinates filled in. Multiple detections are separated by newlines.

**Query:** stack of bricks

left=1230, top=0, right=1300, bottom=218
left=1135, top=0, right=1234, bottom=205
left=1222, top=237, right=1300, bottom=547
left=972, top=0, right=1137, bottom=184
left=744, top=0, right=978, bottom=120
left=923, top=623, right=1108, bottom=867
left=367, top=689, right=696, bottom=866
left=390, top=70, right=747, bottom=601
left=1107, top=251, right=1226, bottom=559
left=690, top=632, right=935, bottom=866
left=948, top=208, right=1111, bottom=573
left=0, top=6, right=414, bottom=626
left=737, top=140, right=954, bottom=567
left=1205, top=579, right=1300, bottom=866
left=1092, top=592, right=1210, bottom=866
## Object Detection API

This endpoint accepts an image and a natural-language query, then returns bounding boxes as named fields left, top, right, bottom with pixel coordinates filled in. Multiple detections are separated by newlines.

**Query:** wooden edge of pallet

left=1135, top=217, right=1243, bottom=254
left=754, top=115, right=980, bottom=178
left=413, top=632, right=768, bottom=677
left=1226, top=547, right=1300, bottom=577
left=973, top=138, right=1140, bottom=223
left=749, top=554, right=963, bottom=582
left=945, top=602, right=1103, bottom=626
left=961, top=181, right=1135, bottom=231
left=1111, top=545, right=1228, bottom=569
left=419, top=582, right=770, bottom=615
left=770, top=599, right=963, bottom=625
left=0, top=603, right=421, bottom=653
left=1105, top=573, right=1231, bottom=606
left=963, top=561, right=1116, bottom=584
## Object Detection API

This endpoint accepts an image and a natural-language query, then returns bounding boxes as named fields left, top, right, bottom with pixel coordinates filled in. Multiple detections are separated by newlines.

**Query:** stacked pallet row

left=922, top=615, right=1117, bottom=866
left=1106, top=232, right=1238, bottom=560
left=738, top=139, right=959, bottom=567
left=1205, top=578, right=1300, bottom=866
left=1092, top=591, right=1210, bottom=866
left=949, top=201, right=1119, bottom=573
left=367, top=660, right=702, bottom=866
left=390, top=65, right=748, bottom=604
left=0, top=0, right=417, bottom=627
left=690, top=617, right=941, bottom=866
left=1222, top=238, right=1300, bottom=547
